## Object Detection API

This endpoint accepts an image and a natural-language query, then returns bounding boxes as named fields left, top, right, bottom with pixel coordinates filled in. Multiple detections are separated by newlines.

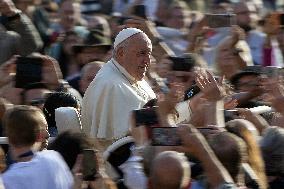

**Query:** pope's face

left=123, top=34, right=152, bottom=81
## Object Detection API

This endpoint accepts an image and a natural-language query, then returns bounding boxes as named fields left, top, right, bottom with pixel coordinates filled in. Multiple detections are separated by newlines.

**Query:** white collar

left=112, top=58, right=136, bottom=84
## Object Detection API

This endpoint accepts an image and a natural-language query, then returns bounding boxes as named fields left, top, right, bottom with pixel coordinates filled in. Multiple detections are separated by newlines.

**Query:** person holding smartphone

left=0, top=0, right=43, bottom=64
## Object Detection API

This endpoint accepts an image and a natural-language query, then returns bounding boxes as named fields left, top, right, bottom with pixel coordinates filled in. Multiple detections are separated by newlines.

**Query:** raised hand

left=0, top=0, right=19, bottom=16
left=0, top=56, right=16, bottom=87
left=196, top=71, right=225, bottom=101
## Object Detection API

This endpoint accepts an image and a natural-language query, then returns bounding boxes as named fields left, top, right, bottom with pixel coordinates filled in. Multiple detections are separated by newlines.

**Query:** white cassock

left=82, top=58, right=156, bottom=140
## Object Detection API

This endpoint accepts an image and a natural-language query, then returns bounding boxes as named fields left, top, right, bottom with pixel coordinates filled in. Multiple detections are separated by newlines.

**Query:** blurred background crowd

left=0, top=0, right=284, bottom=189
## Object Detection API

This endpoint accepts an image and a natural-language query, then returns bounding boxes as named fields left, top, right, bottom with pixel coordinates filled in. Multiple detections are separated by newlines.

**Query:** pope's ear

left=116, top=47, right=124, bottom=58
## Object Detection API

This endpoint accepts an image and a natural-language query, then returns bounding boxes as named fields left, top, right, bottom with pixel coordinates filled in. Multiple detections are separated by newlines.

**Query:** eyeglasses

left=29, top=98, right=46, bottom=106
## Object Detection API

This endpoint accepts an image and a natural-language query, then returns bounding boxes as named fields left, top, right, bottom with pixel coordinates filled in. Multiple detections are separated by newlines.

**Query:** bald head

left=80, top=61, right=104, bottom=93
left=150, top=151, right=190, bottom=189
left=233, top=2, right=258, bottom=31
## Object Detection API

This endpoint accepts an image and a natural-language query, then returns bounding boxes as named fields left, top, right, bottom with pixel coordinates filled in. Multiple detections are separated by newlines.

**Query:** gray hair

left=112, top=38, right=131, bottom=59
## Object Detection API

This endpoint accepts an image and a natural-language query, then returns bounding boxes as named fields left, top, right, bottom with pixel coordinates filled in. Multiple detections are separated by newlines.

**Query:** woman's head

left=43, top=92, right=80, bottom=130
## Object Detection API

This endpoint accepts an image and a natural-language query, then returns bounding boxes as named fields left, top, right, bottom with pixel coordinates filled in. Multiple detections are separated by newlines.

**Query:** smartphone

left=184, top=85, right=200, bottom=100
left=134, top=106, right=159, bottom=127
left=224, top=109, right=239, bottom=122
left=244, top=65, right=263, bottom=73
left=206, top=13, right=236, bottom=28
left=270, top=12, right=284, bottom=27
left=151, top=127, right=181, bottom=146
left=263, top=66, right=280, bottom=78
left=132, top=4, right=147, bottom=19
left=82, top=149, right=98, bottom=181
left=15, top=57, right=42, bottom=88
left=280, top=13, right=284, bottom=27
left=170, top=56, right=195, bottom=72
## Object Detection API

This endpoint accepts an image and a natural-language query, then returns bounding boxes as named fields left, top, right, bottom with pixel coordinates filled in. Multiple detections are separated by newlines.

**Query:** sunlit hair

left=3, top=105, right=45, bottom=147
left=226, top=119, right=268, bottom=189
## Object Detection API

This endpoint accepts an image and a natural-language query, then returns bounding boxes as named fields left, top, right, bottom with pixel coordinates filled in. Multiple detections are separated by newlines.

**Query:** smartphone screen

left=15, top=57, right=42, bottom=88
left=134, top=107, right=159, bottom=127
left=151, top=127, right=181, bottom=146
left=206, top=13, right=236, bottom=28
left=170, top=56, right=195, bottom=72
left=263, top=66, right=280, bottom=78
left=280, top=13, right=284, bottom=27
left=82, top=149, right=98, bottom=181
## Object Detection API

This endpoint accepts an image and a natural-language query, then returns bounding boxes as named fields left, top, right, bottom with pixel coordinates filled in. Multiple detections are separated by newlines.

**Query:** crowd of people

left=0, top=0, right=284, bottom=188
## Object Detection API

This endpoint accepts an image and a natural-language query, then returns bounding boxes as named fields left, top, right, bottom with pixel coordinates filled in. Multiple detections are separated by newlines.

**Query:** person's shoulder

left=91, top=63, right=126, bottom=86
left=36, top=150, right=63, bottom=160
left=2, top=161, right=32, bottom=178
left=249, top=30, right=266, bottom=38
left=34, top=150, right=67, bottom=166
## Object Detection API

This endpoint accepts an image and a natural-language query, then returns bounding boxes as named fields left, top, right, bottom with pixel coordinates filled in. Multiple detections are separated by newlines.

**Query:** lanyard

left=17, top=150, right=34, bottom=159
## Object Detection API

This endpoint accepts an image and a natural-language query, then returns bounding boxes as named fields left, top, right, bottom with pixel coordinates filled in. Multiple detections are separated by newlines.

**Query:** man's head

left=155, top=0, right=176, bottom=25
left=73, top=45, right=110, bottom=66
left=233, top=2, right=259, bottom=32
left=3, top=105, right=49, bottom=150
left=230, top=71, right=261, bottom=93
left=260, top=127, right=284, bottom=177
left=149, top=151, right=190, bottom=189
left=167, top=1, right=190, bottom=29
left=20, top=83, right=51, bottom=110
left=209, top=132, right=247, bottom=183
left=113, top=28, right=152, bottom=81
left=59, top=0, right=76, bottom=31
left=79, top=61, right=104, bottom=93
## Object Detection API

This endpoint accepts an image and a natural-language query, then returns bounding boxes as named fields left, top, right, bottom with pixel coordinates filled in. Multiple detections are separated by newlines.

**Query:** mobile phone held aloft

left=170, top=56, right=195, bottom=72
left=82, top=149, right=98, bottom=181
left=151, top=127, right=181, bottom=146
left=205, top=13, right=236, bottom=28
left=15, top=56, right=42, bottom=88
left=184, top=85, right=200, bottom=100
left=134, top=106, right=159, bottom=127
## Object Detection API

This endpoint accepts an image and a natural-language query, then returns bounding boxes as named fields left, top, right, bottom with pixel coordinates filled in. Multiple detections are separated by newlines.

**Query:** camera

left=15, top=56, right=43, bottom=88
left=205, top=13, right=236, bottom=28
left=82, top=149, right=98, bottom=181
left=170, top=56, right=195, bottom=72
left=133, top=106, right=159, bottom=127
left=151, top=127, right=181, bottom=146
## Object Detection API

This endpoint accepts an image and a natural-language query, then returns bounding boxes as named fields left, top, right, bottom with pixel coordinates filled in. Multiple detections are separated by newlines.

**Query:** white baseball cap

left=114, top=28, right=144, bottom=49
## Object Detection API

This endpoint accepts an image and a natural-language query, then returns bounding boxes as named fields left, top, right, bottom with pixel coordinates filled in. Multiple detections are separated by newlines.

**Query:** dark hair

left=3, top=105, right=44, bottom=147
left=43, top=92, right=80, bottom=128
left=48, top=130, right=94, bottom=169
left=230, top=71, right=260, bottom=89
left=20, top=82, right=49, bottom=105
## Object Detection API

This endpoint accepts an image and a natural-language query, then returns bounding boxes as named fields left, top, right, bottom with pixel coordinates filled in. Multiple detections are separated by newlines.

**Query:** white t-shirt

left=2, top=150, right=74, bottom=189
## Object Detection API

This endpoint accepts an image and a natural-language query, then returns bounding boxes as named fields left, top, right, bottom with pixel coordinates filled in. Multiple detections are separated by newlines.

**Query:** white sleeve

left=175, top=100, right=192, bottom=124
left=119, top=156, right=147, bottom=189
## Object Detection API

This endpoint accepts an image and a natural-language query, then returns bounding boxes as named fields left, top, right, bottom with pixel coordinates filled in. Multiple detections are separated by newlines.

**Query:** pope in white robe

left=81, top=28, right=156, bottom=147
